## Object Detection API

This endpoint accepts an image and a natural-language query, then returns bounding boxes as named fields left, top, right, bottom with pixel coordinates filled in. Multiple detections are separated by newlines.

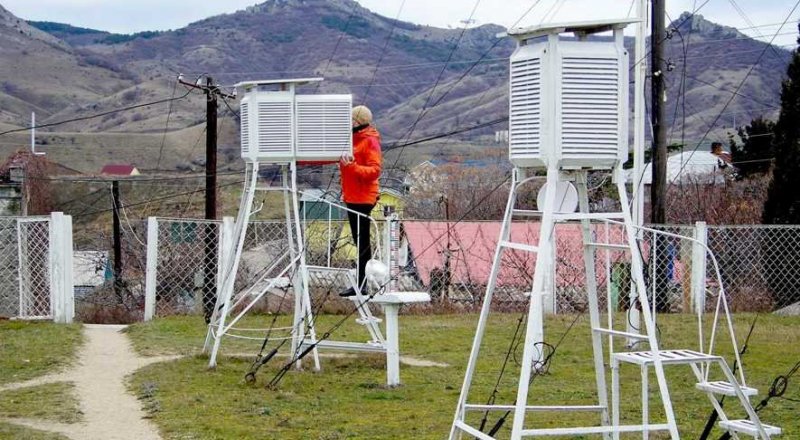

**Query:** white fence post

left=48, top=213, right=61, bottom=321
left=144, top=217, right=158, bottom=321
left=217, top=217, right=235, bottom=297
left=62, top=214, right=74, bottom=323
left=48, top=212, right=74, bottom=324
left=691, top=221, right=708, bottom=315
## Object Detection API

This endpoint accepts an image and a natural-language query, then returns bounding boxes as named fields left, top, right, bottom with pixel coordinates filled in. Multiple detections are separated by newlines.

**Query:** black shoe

left=338, top=287, right=357, bottom=297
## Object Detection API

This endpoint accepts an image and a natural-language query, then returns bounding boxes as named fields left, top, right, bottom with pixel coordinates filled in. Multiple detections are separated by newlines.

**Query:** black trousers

left=346, top=203, right=374, bottom=289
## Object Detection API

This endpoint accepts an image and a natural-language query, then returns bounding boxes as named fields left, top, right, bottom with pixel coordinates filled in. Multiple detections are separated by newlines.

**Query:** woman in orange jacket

left=339, top=105, right=382, bottom=296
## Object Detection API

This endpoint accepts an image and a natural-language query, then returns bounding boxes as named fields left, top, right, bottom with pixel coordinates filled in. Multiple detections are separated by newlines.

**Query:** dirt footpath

left=1, top=324, right=179, bottom=440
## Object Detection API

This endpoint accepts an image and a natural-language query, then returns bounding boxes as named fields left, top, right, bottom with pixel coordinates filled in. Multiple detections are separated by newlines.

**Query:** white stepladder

left=449, top=19, right=781, bottom=439
left=204, top=78, right=430, bottom=387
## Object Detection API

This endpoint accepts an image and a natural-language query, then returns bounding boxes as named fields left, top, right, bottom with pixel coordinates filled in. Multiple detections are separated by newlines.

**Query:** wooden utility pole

left=112, top=180, right=123, bottom=296
left=651, top=0, right=667, bottom=224
left=650, top=0, right=670, bottom=311
left=178, top=75, right=235, bottom=322
left=205, top=76, right=218, bottom=224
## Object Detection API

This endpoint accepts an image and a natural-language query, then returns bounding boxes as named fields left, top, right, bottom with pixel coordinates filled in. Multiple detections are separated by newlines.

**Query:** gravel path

left=1, top=324, right=180, bottom=440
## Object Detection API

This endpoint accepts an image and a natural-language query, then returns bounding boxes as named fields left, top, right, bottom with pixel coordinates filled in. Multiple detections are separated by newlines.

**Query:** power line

left=385, top=0, right=542, bottom=173
left=361, top=0, right=407, bottom=104
left=74, top=179, right=244, bottom=219
left=155, top=79, right=179, bottom=170
left=314, top=0, right=361, bottom=91
left=388, top=0, right=483, bottom=171
left=669, top=0, right=800, bottom=194
left=0, top=89, right=193, bottom=137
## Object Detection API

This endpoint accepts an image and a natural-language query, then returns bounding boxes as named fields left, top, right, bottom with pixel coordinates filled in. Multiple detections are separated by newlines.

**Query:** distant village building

left=632, top=150, right=734, bottom=186
left=0, top=151, right=79, bottom=215
left=101, top=164, right=140, bottom=176
left=710, top=141, right=733, bottom=168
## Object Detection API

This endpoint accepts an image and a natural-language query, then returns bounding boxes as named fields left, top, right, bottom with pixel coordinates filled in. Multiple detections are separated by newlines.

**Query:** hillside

left=0, top=1, right=794, bottom=173
left=0, top=5, right=134, bottom=129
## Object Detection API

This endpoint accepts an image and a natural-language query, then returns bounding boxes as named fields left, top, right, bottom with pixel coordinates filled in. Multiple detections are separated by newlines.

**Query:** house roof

left=100, top=164, right=139, bottom=176
left=403, top=221, right=687, bottom=287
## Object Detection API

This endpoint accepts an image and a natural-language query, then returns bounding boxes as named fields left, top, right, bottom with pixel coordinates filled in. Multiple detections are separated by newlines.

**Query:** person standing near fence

left=339, top=105, right=382, bottom=297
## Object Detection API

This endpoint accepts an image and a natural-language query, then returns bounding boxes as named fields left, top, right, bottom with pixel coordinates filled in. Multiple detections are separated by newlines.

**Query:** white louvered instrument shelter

left=237, top=78, right=353, bottom=163
left=505, top=19, right=635, bottom=170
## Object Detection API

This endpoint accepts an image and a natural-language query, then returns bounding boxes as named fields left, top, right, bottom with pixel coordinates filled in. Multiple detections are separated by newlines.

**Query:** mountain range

left=0, top=0, right=793, bottom=173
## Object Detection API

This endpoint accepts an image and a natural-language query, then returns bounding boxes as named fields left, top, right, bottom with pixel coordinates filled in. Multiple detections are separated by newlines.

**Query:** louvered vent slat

left=296, top=95, right=352, bottom=160
left=509, top=56, right=541, bottom=159
left=256, top=101, right=293, bottom=155
left=240, top=102, right=250, bottom=154
left=560, top=56, right=620, bottom=160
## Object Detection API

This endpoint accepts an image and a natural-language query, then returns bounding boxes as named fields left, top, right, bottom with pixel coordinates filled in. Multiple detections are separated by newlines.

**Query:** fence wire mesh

left=151, top=219, right=222, bottom=316
left=147, top=217, right=800, bottom=317
left=150, top=216, right=388, bottom=317
left=706, top=225, right=800, bottom=312
left=72, top=217, right=148, bottom=323
left=0, top=217, right=52, bottom=319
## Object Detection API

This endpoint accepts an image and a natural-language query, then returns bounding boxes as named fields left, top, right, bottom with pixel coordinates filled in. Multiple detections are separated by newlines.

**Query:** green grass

left=127, top=313, right=800, bottom=439
left=0, top=382, right=81, bottom=423
left=0, top=422, right=70, bottom=440
left=0, top=321, right=83, bottom=385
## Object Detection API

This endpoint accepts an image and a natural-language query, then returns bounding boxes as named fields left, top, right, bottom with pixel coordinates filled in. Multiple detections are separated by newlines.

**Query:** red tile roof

left=100, top=164, right=138, bottom=176
left=403, top=221, right=687, bottom=287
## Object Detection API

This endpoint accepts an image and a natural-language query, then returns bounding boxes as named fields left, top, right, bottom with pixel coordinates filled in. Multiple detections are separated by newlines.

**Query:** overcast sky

left=3, top=0, right=799, bottom=47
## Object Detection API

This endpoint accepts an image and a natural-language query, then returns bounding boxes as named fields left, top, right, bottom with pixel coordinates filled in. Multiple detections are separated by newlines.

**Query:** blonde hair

left=352, top=105, right=373, bottom=126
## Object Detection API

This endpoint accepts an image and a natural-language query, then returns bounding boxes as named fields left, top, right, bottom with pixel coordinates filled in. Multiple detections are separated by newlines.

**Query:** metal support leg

left=384, top=304, right=401, bottom=387
left=510, top=166, right=558, bottom=440
left=642, top=365, right=649, bottom=440
left=612, top=358, right=621, bottom=440
left=449, top=169, right=521, bottom=440
left=207, top=162, right=259, bottom=367
left=577, top=172, right=612, bottom=438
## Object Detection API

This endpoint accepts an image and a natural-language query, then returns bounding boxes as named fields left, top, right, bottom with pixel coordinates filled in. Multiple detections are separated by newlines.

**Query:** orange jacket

left=341, top=126, right=382, bottom=204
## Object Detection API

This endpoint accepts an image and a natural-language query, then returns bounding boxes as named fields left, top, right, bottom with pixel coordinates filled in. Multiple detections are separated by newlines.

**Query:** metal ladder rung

left=696, top=380, right=758, bottom=397
left=593, top=327, right=648, bottom=340
left=355, top=317, right=382, bottom=325
left=585, top=242, right=629, bottom=250
left=463, top=403, right=605, bottom=412
left=552, top=212, right=626, bottom=221
left=719, top=419, right=781, bottom=436
left=500, top=240, right=539, bottom=253
left=520, top=424, right=671, bottom=436
left=511, top=209, right=542, bottom=217
left=613, top=349, right=721, bottom=365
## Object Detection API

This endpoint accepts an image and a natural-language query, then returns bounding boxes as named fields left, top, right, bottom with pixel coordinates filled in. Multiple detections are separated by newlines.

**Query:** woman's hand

left=340, top=152, right=355, bottom=166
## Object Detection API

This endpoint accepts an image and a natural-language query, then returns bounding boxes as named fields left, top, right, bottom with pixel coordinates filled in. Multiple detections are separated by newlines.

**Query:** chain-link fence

left=0, top=214, right=73, bottom=322
left=0, top=217, right=52, bottom=318
left=72, top=215, right=148, bottom=323
left=146, top=216, right=390, bottom=318
left=706, top=225, right=800, bottom=312
left=143, top=216, right=800, bottom=318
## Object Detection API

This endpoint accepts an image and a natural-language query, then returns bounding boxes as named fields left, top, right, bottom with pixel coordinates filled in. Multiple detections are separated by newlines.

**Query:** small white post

left=384, top=304, right=401, bottom=387
left=48, top=212, right=61, bottom=321
left=144, top=217, right=159, bottom=321
left=63, top=215, right=74, bottom=323
left=48, top=212, right=73, bottom=323
left=691, top=221, right=708, bottom=315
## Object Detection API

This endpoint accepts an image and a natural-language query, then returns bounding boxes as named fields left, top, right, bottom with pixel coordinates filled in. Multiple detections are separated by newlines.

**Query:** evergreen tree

left=764, top=26, right=800, bottom=224
left=762, top=25, right=800, bottom=308
left=729, top=116, right=775, bottom=178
